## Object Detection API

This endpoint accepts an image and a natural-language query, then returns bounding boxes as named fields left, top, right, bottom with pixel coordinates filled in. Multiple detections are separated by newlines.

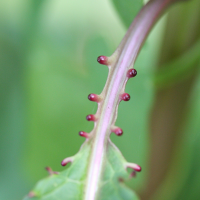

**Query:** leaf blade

left=23, top=142, right=139, bottom=200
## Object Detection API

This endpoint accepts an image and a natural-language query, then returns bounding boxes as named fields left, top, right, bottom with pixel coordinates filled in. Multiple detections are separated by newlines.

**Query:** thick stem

left=84, top=0, right=175, bottom=199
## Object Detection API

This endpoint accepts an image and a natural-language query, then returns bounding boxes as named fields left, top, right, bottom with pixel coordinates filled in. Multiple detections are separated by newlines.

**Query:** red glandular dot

left=86, top=114, right=95, bottom=121
left=79, top=131, right=89, bottom=138
left=121, top=93, right=130, bottom=101
left=114, top=128, right=123, bottom=136
left=61, top=158, right=71, bottom=167
left=127, top=69, right=137, bottom=78
left=133, top=165, right=142, bottom=172
left=88, top=93, right=100, bottom=102
left=127, top=163, right=142, bottom=172
left=97, top=55, right=108, bottom=65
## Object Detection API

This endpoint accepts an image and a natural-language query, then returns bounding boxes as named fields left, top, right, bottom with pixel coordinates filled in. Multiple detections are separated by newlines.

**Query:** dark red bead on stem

left=127, top=69, right=137, bottom=78
left=79, top=131, right=89, bottom=138
left=113, top=128, right=123, bottom=136
left=61, top=158, right=72, bottom=166
left=97, top=55, right=108, bottom=65
left=86, top=114, right=96, bottom=121
left=121, top=93, right=130, bottom=101
left=130, top=164, right=141, bottom=172
left=88, top=93, right=100, bottom=102
left=134, top=165, right=142, bottom=172
left=127, top=163, right=142, bottom=172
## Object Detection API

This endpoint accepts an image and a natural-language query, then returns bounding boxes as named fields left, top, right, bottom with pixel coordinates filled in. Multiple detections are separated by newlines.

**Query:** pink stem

left=84, top=0, right=176, bottom=199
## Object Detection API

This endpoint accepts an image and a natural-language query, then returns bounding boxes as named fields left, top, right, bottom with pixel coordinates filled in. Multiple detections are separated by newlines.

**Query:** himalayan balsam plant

left=23, top=0, right=187, bottom=199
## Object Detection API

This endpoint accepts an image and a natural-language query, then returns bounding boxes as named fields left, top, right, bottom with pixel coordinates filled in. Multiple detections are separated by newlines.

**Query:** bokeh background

left=0, top=0, right=200, bottom=199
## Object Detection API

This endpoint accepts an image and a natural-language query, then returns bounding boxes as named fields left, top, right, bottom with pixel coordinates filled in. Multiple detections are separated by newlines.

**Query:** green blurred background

left=0, top=0, right=200, bottom=199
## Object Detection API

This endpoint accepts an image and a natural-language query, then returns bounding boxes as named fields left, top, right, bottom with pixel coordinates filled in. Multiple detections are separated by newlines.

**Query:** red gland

left=45, top=167, right=58, bottom=175
left=61, top=158, right=72, bottom=166
left=79, top=131, right=89, bottom=138
left=134, top=165, right=142, bottom=172
left=86, top=114, right=96, bottom=121
left=127, top=69, right=137, bottom=78
left=88, top=93, right=100, bottom=102
left=127, top=163, right=142, bottom=172
left=121, top=93, right=130, bottom=101
left=97, top=55, right=108, bottom=65
left=113, top=128, right=123, bottom=136
left=131, top=164, right=142, bottom=172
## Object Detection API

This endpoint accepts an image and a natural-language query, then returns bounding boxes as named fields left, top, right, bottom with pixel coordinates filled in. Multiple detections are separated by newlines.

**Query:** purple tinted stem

left=84, top=0, right=175, bottom=199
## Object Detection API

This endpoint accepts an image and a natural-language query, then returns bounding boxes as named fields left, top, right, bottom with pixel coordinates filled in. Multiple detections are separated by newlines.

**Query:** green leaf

left=23, top=142, right=139, bottom=200
left=111, top=0, right=143, bottom=28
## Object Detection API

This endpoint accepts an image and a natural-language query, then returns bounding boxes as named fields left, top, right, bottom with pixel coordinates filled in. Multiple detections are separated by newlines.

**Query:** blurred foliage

left=0, top=0, right=200, bottom=200
left=111, top=0, right=143, bottom=28
left=154, top=38, right=200, bottom=89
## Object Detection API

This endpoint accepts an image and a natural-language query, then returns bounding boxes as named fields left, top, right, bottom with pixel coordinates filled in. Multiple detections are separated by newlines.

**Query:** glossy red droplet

left=61, top=158, right=71, bottom=167
left=88, top=93, right=100, bottom=102
left=133, top=165, right=142, bottom=172
left=97, top=55, right=108, bottom=65
left=61, top=160, right=67, bottom=166
left=121, top=93, right=130, bottom=101
left=79, top=131, right=89, bottom=138
left=127, top=163, right=142, bottom=172
left=86, top=114, right=96, bottom=121
left=127, top=69, right=137, bottom=78
left=114, top=128, right=123, bottom=136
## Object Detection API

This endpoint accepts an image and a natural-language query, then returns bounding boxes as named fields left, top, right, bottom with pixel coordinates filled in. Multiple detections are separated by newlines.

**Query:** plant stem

left=84, top=0, right=176, bottom=199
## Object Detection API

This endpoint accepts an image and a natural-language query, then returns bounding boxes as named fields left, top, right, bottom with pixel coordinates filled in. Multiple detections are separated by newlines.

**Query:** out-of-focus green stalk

left=140, top=0, right=200, bottom=199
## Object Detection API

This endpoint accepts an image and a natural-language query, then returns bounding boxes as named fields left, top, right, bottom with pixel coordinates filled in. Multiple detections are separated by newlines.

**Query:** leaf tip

left=88, top=93, right=102, bottom=102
